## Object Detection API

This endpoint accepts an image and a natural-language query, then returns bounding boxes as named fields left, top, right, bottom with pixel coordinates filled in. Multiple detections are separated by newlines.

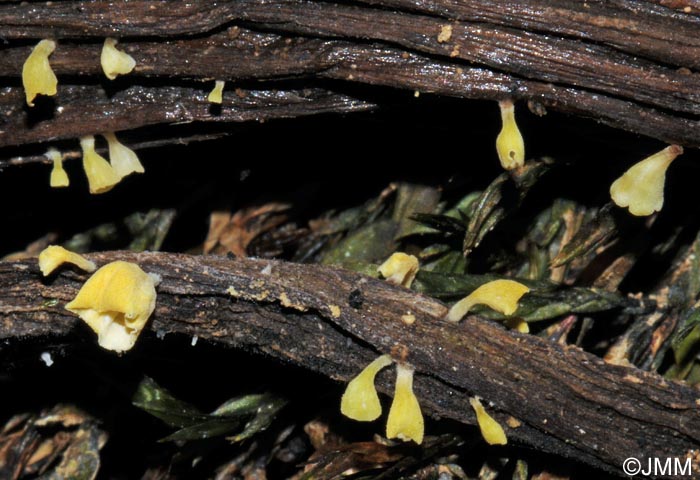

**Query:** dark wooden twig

left=0, top=84, right=374, bottom=148
left=4, top=0, right=700, bottom=113
left=357, top=0, right=700, bottom=69
left=2, top=252, right=699, bottom=478
left=0, top=132, right=235, bottom=167
left=3, top=0, right=700, bottom=111
left=3, top=0, right=700, bottom=71
left=1, top=27, right=699, bottom=154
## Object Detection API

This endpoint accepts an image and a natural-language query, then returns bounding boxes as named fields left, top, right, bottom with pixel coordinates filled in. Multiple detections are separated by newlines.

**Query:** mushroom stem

left=386, top=362, right=424, bottom=444
left=496, top=99, right=525, bottom=170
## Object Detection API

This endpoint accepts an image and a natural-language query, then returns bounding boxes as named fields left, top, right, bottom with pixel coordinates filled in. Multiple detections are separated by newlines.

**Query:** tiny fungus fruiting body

left=208, top=80, right=225, bottom=104
left=65, top=261, right=159, bottom=353
left=386, top=363, right=424, bottom=444
left=80, top=136, right=121, bottom=194
left=506, top=317, right=529, bottom=333
left=610, top=145, right=683, bottom=216
left=102, top=132, right=144, bottom=179
left=101, top=38, right=136, bottom=80
left=22, top=39, right=58, bottom=107
left=378, top=252, right=419, bottom=288
left=46, top=148, right=69, bottom=188
left=446, top=279, right=530, bottom=322
left=496, top=100, right=525, bottom=170
left=341, top=354, right=393, bottom=421
left=469, top=396, right=507, bottom=445
left=341, top=356, right=425, bottom=443
left=38, top=245, right=96, bottom=276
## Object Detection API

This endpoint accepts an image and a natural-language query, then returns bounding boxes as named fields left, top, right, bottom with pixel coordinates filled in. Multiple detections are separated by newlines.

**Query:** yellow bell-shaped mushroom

left=46, top=148, right=69, bottom=188
left=102, top=132, right=144, bottom=179
left=38, top=245, right=96, bottom=276
left=22, top=39, right=58, bottom=107
left=386, top=363, right=424, bottom=444
left=469, top=396, right=507, bottom=445
left=446, top=279, right=529, bottom=322
left=65, top=261, right=159, bottom=352
left=496, top=100, right=525, bottom=170
left=341, top=354, right=393, bottom=421
left=610, top=145, right=683, bottom=216
left=378, top=252, right=419, bottom=288
left=80, top=136, right=121, bottom=194
left=101, top=38, right=136, bottom=80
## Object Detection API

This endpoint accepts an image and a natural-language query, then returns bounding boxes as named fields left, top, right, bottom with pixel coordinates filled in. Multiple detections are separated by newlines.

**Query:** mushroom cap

left=101, top=37, right=136, bottom=80
left=66, top=261, right=158, bottom=352
left=470, top=396, right=508, bottom=445
left=386, top=363, right=424, bottom=444
left=610, top=145, right=682, bottom=217
left=22, top=39, right=57, bottom=107
left=341, top=354, right=393, bottom=421
left=38, top=245, right=95, bottom=276
left=378, top=252, right=419, bottom=288
left=447, top=279, right=530, bottom=322
left=496, top=100, right=525, bottom=170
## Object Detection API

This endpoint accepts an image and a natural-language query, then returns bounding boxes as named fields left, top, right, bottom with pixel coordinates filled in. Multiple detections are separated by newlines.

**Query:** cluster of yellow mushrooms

left=495, top=100, right=683, bottom=216
left=22, top=39, right=225, bottom=194
left=341, top=102, right=683, bottom=446
left=29, top=33, right=683, bottom=449
left=346, top=253, right=528, bottom=446
left=38, top=246, right=159, bottom=353
left=29, top=40, right=159, bottom=356
left=26, top=37, right=680, bottom=210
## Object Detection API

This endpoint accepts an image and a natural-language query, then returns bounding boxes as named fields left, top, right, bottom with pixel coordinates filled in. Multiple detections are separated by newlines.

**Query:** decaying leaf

left=320, top=184, right=440, bottom=267
left=61, top=209, right=175, bottom=253
left=300, top=440, right=403, bottom=479
left=132, top=377, right=207, bottom=428
left=550, top=204, right=619, bottom=268
left=463, top=160, right=550, bottom=255
left=125, top=209, right=177, bottom=252
left=392, top=183, right=441, bottom=240
left=300, top=434, right=462, bottom=480
left=320, top=220, right=398, bottom=266
left=132, top=377, right=287, bottom=443
left=204, top=203, right=291, bottom=257
left=0, top=405, right=106, bottom=480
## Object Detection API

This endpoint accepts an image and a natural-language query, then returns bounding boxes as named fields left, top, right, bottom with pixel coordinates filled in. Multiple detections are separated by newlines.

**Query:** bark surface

left=1, top=0, right=699, bottom=161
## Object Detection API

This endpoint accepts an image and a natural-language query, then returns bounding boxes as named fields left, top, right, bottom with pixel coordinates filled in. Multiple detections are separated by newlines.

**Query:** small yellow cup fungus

left=102, top=132, right=144, bottom=179
left=80, top=136, right=121, bottom=194
left=386, top=363, right=424, bottom=444
left=469, top=396, right=507, bottom=445
left=46, top=148, right=69, bottom=188
left=65, top=261, right=159, bottom=353
left=22, top=39, right=58, bottom=107
left=341, top=354, right=393, bottom=421
left=378, top=252, right=419, bottom=288
left=208, top=80, right=225, bottom=104
left=496, top=100, right=525, bottom=170
left=38, top=245, right=96, bottom=276
left=446, top=279, right=530, bottom=322
left=101, top=38, right=136, bottom=80
left=610, top=145, right=683, bottom=216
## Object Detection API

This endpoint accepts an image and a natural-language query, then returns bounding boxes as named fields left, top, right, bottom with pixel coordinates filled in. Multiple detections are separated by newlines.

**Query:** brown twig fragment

left=0, top=1, right=699, bottom=156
